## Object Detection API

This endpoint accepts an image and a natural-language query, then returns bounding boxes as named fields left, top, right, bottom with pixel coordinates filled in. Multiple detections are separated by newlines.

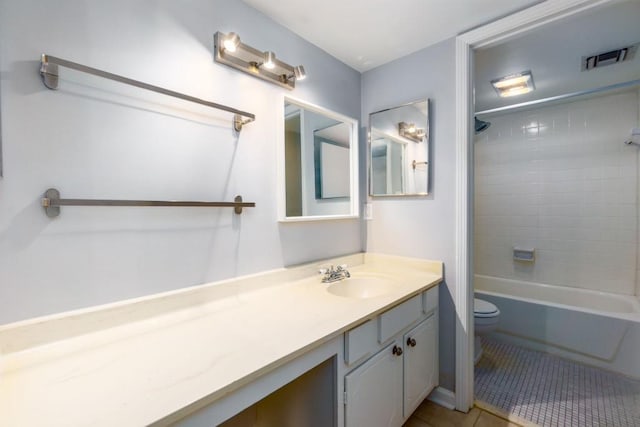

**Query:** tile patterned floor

left=475, top=337, right=640, bottom=427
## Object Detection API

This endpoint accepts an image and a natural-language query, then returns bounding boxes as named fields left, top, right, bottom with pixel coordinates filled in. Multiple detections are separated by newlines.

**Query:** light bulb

left=264, top=52, right=276, bottom=69
left=223, top=33, right=240, bottom=52
left=294, top=65, right=306, bottom=81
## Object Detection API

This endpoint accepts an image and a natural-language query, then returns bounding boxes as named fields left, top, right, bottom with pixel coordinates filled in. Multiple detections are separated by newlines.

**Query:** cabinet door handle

left=392, top=345, right=403, bottom=356
left=407, top=337, right=417, bottom=347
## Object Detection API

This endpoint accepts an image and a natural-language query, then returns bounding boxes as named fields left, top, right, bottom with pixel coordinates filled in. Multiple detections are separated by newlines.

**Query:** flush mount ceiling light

left=491, top=70, right=534, bottom=98
left=398, top=121, right=425, bottom=142
left=214, top=32, right=307, bottom=90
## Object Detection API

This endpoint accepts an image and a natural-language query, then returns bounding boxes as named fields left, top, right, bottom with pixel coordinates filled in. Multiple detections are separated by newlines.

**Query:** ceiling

left=475, top=0, right=640, bottom=112
left=242, top=0, right=542, bottom=72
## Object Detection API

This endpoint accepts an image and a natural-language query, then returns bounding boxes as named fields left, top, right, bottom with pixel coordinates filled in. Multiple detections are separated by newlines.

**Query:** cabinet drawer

left=345, top=319, right=378, bottom=365
left=378, top=294, right=422, bottom=343
left=423, top=285, right=439, bottom=314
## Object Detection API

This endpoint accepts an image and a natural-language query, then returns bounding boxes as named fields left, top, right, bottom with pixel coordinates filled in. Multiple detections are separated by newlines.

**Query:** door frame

left=453, top=0, right=616, bottom=411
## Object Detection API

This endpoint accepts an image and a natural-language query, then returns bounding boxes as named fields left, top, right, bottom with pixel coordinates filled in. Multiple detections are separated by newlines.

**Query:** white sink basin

left=327, top=276, right=396, bottom=299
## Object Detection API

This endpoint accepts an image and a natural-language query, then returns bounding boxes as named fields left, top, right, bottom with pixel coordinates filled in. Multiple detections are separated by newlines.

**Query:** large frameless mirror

left=279, top=97, right=359, bottom=221
left=369, top=99, right=430, bottom=196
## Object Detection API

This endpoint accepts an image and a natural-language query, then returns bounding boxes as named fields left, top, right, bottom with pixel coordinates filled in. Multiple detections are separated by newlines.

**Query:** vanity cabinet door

left=344, top=342, right=403, bottom=427
left=403, top=314, right=438, bottom=417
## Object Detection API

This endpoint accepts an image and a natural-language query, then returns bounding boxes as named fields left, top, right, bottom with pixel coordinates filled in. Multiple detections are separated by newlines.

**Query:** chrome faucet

left=319, top=264, right=351, bottom=283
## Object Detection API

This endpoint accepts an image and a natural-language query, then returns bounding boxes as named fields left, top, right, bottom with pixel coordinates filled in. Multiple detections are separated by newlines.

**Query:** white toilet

left=474, top=298, right=500, bottom=364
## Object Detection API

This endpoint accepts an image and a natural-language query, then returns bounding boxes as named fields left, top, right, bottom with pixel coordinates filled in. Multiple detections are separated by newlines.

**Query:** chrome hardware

left=214, top=32, right=306, bottom=91
left=39, top=54, right=255, bottom=132
left=625, top=127, right=640, bottom=146
left=41, top=188, right=255, bottom=218
left=412, top=160, right=428, bottom=170
left=392, top=345, right=403, bottom=356
left=319, top=264, right=351, bottom=283
left=407, top=337, right=417, bottom=347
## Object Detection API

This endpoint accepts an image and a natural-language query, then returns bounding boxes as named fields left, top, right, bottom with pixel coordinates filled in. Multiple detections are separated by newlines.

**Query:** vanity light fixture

left=491, top=70, right=535, bottom=98
left=223, top=32, right=240, bottom=52
left=398, top=121, right=426, bottom=142
left=214, top=32, right=307, bottom=90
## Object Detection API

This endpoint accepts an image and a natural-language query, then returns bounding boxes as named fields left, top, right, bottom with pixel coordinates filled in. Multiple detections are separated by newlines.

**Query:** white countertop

left=0, top=253, right=442, bottom=426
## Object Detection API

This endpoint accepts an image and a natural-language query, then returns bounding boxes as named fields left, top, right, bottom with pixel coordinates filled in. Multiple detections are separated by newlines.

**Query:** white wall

left=636, top=89, right=640, bottom=298
left=0, top=0, right=361, bottom=323
left=362, top=38, right=457, bottom=390
left=475, top=90, right=639, bottom=295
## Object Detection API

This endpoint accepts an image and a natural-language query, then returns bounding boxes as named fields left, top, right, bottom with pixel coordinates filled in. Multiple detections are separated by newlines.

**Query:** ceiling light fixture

left=398, top=122, right=425, bottom=142
left=214, top=32, right=307, bottom=90
left=491, top=70, right=535, bottom=98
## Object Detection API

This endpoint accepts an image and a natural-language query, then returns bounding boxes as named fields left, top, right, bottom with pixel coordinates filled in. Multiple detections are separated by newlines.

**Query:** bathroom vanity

left=0, top=253, right=441, bottom=426
left=342, top=287, right=438, bottom=426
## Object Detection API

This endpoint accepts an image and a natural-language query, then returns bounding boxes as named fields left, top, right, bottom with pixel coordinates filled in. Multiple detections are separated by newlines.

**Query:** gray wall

left=361, top=38, right=457, bottom=391
left=0, top=0, right=458, bottom=392
left=0, top=0, right=361, bottom=323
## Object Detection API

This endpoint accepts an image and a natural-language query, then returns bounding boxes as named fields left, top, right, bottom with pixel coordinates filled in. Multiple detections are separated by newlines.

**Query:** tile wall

left=474, top=90, right=639, bottom=295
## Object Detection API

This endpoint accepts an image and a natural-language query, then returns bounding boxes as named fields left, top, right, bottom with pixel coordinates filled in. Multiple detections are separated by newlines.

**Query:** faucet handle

left=336, top=264, right=347, bottom=271
left=318, top=264, right=333, bottom=274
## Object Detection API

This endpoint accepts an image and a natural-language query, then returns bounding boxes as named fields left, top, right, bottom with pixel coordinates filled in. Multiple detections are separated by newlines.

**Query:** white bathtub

left=474, top=274, right=640, bottom=379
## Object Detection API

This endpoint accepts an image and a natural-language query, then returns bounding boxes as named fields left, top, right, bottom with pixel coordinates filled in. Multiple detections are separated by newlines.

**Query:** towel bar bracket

left=42, top=188, right=61, bottom=218
left=40, top=60, right=59, bottom=90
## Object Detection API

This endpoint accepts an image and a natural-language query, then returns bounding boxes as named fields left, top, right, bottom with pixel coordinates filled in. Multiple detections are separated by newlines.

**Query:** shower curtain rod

left=476, top=79, right=640, bottom=116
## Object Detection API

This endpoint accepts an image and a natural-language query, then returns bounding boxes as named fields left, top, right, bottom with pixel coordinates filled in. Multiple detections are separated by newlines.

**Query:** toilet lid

left=474, top=298, right=499, bottom=317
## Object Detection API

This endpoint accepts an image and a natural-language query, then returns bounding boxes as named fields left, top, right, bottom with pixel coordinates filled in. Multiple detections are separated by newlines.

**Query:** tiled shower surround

left=474, top=90, right=639, bottom=296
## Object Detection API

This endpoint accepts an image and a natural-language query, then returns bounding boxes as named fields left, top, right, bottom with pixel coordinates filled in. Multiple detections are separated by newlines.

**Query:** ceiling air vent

left=582, top=45, right=637, bottom=71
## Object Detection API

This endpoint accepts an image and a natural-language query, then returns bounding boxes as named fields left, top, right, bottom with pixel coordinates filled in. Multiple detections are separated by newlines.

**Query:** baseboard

left=427, top=386, right=455, bottom=410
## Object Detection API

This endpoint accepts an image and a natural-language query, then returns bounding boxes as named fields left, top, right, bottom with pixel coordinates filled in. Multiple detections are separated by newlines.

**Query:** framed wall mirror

left=278, top=96, right=359, bottom=221
left=369, top=99, right=430, bottom=196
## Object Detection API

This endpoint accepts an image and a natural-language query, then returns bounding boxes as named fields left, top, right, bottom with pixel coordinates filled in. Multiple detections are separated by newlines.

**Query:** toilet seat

left=474, top=298, right=499, bottom=318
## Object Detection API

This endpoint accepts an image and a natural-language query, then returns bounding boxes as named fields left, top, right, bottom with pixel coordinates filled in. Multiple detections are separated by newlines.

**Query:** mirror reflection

left=369, top=99, right=430, bottom=196
left=281, top=99, right=358, bottom=220
left=314, top=123, right=351, bottom=199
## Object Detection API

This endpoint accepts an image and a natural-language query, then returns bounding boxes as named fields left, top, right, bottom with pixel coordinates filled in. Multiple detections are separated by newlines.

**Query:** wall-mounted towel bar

left=39, top=54, right=255, bottom=132
left=41, top=188, right=255, bottom=218
left=412, top=160, right=428, bottom=170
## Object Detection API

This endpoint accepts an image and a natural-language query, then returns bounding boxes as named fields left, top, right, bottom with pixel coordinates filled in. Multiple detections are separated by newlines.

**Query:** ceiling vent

left=582, top=45, right=637, bottom=71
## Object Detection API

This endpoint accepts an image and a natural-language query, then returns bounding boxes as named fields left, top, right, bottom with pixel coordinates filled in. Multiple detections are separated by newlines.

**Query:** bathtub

left=474, top=274, right=640, bottom=379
